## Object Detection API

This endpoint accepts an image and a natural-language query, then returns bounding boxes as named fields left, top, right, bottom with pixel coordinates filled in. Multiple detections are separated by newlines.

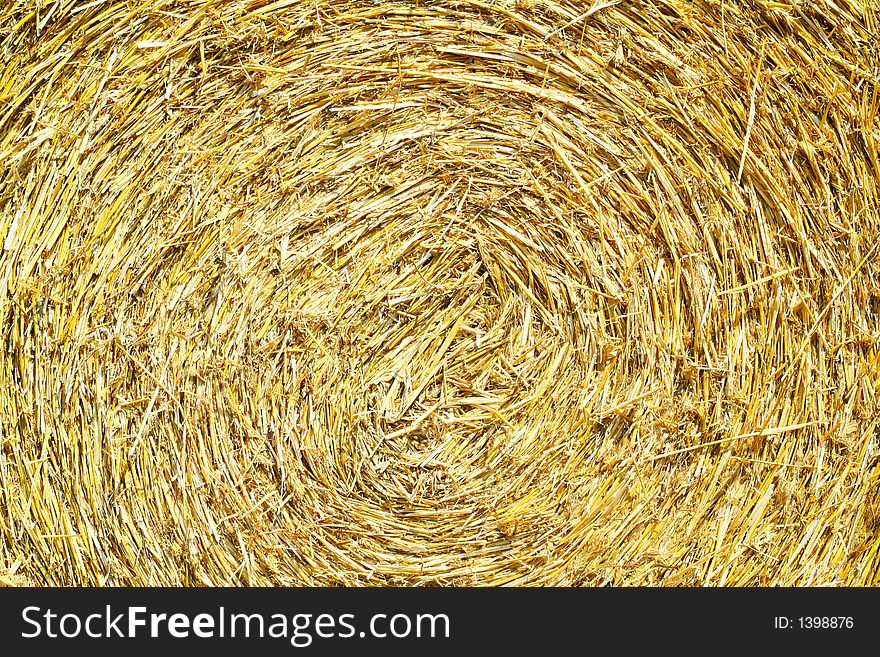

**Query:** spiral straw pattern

left=1, top=0, right=879, bottom=585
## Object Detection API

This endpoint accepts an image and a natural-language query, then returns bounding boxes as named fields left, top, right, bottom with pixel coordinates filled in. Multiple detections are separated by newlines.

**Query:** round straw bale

left=1, top=0, right=879, bottom=585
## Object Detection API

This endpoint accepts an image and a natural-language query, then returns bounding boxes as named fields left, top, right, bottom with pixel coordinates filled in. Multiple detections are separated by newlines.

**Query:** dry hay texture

left=1, top=0, right=880, bottom=587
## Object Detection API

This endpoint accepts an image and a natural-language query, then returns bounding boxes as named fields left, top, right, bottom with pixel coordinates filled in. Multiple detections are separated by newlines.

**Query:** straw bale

left=1, top=0, right=879, bottom=585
